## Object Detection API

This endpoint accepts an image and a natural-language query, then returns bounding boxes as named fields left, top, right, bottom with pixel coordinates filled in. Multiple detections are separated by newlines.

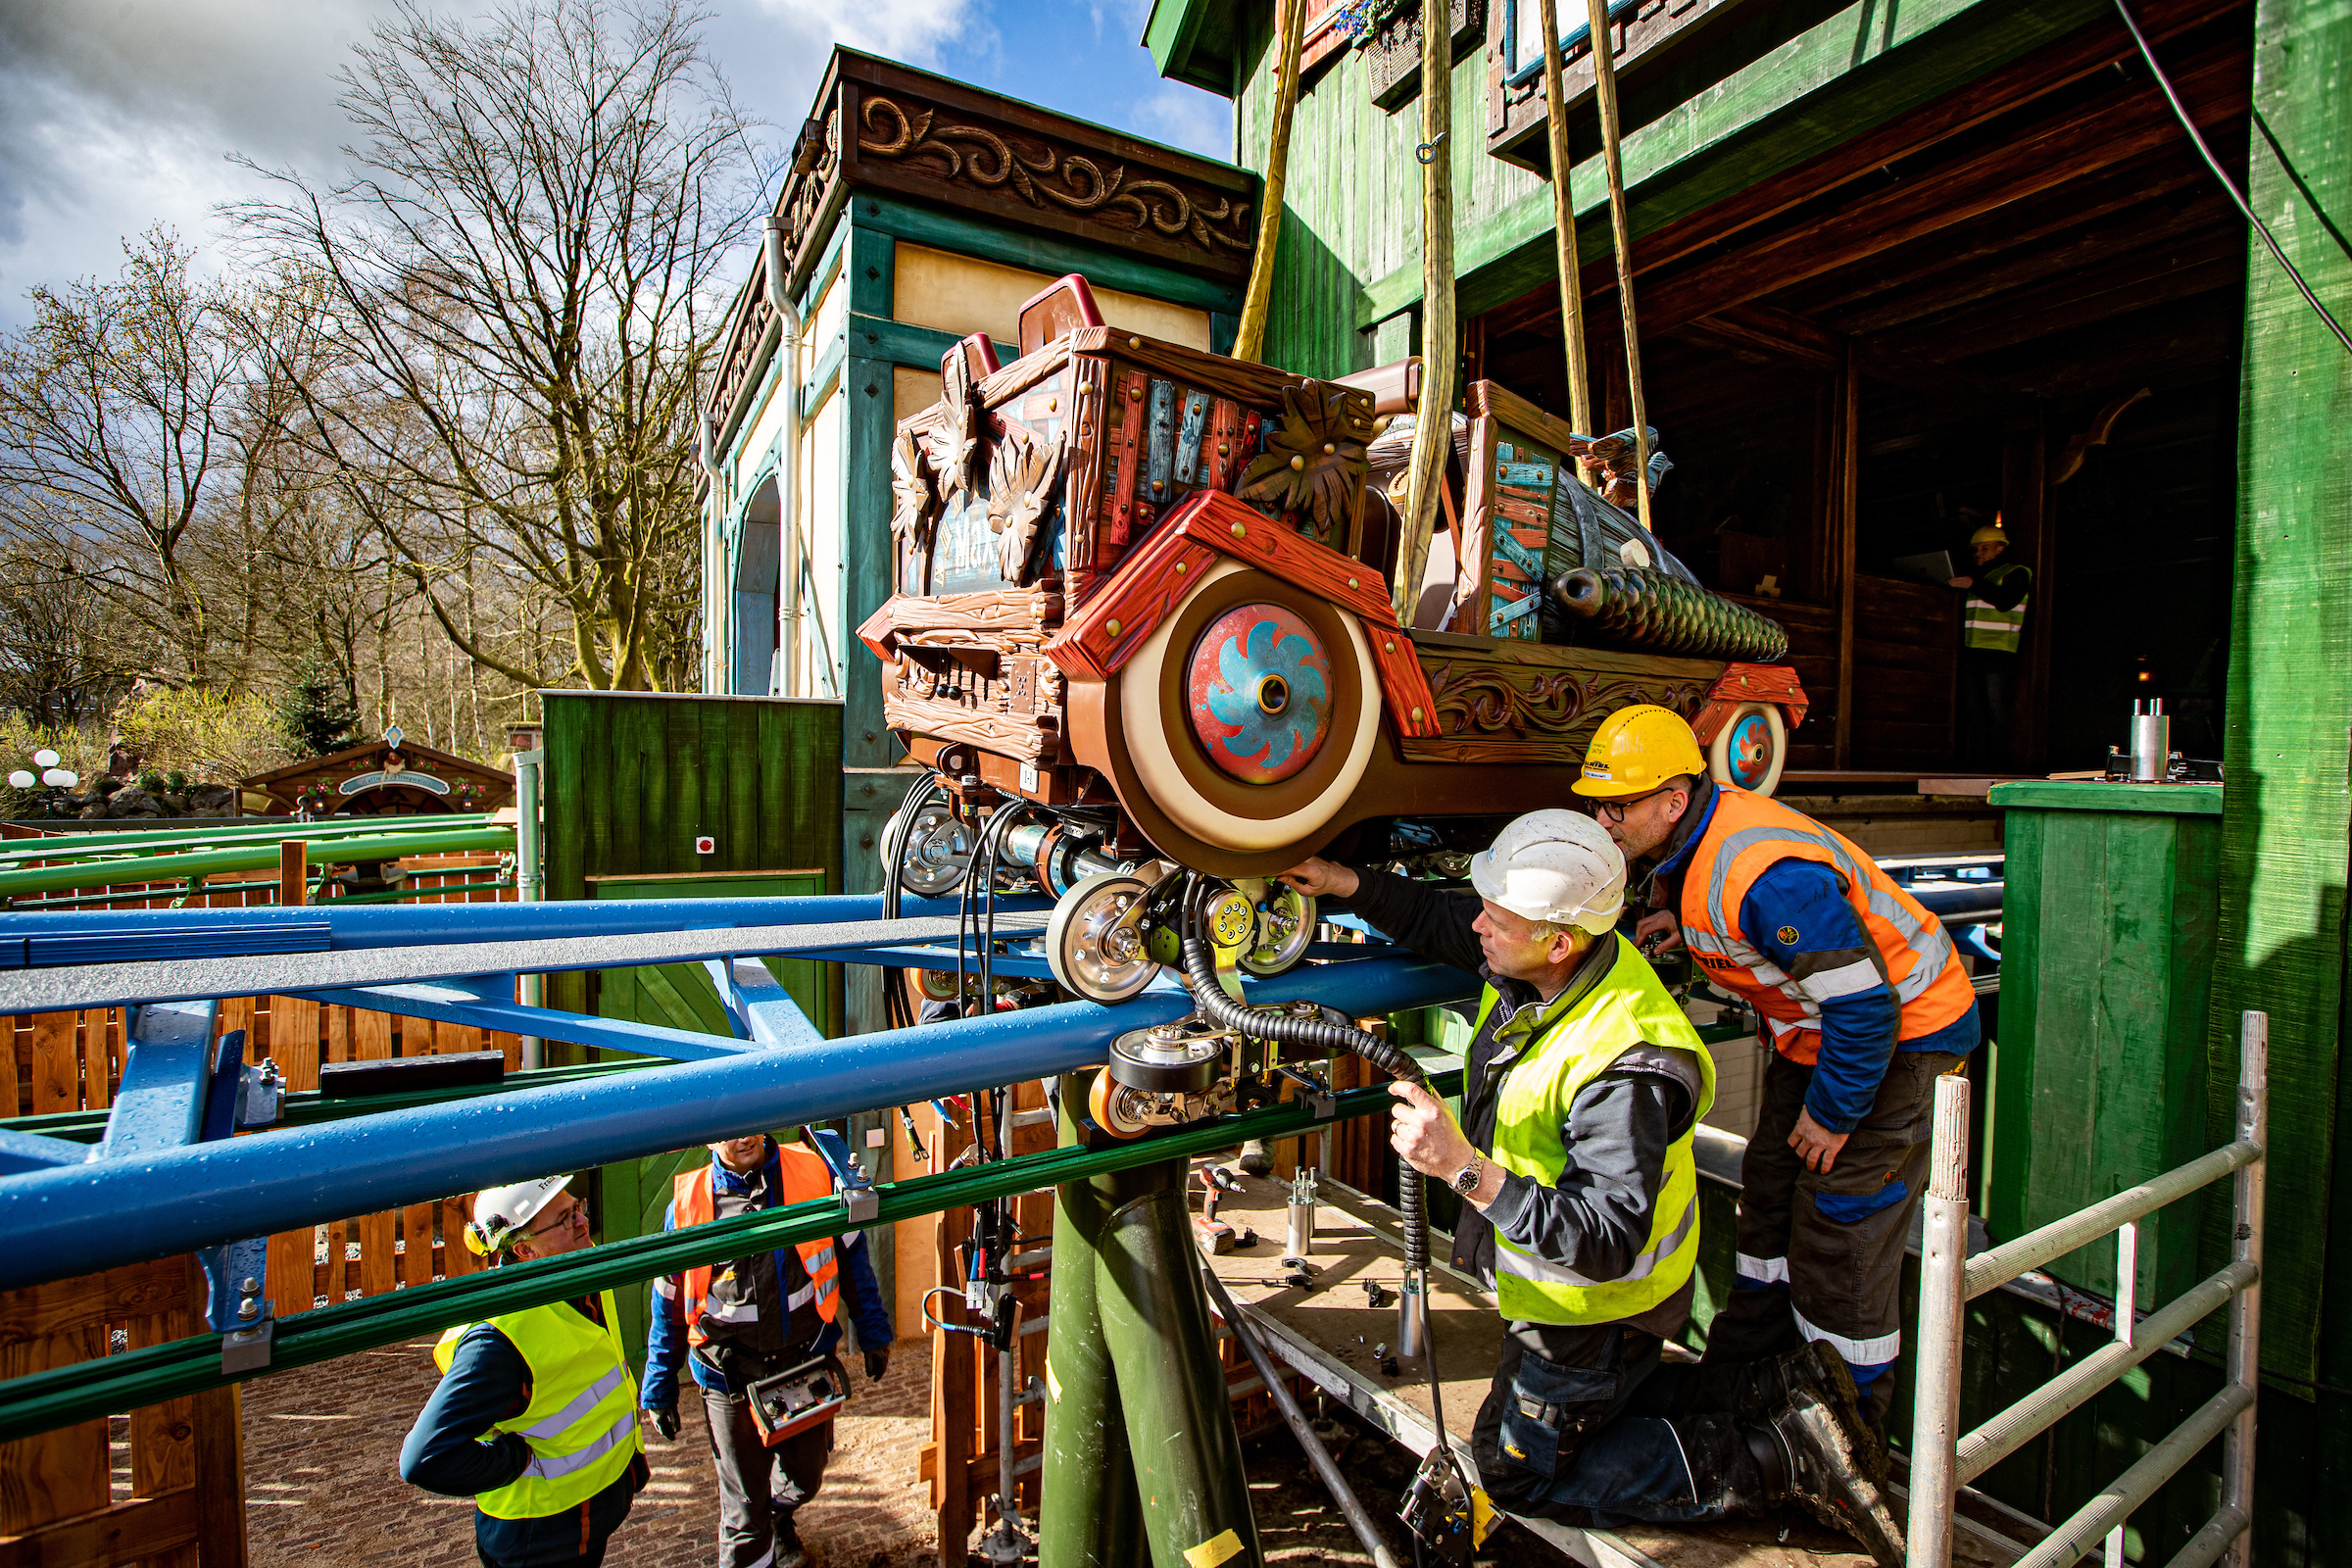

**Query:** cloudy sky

left=0, top=0, right=1234, bottom=326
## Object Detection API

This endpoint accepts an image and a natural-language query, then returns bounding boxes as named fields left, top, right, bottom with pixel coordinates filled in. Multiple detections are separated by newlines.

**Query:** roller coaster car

left=858, top=274, right=1806, bottom=1010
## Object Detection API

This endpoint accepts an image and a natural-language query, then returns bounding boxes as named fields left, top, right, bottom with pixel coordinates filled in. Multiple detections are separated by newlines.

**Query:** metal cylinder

left=2130, top=699, right=2171, bottom=781
left=1396, top=1269, right=1426, bottom=1361
left=998, top=820, right=1131, bottom=897
left=1905, top=1073, right=1974, bottom=1568
left=1285, top=1180, right=1314, bottom=1258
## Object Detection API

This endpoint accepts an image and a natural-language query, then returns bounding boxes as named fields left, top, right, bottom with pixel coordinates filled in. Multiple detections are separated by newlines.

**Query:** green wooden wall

left=2209, top=0, right=2352, bottom=1421
left=540, top=692, right=845, bottom=1023
left=1224, top=0, right=2150, bottom=378
left=1985, top=782, right=2222, bottom=1307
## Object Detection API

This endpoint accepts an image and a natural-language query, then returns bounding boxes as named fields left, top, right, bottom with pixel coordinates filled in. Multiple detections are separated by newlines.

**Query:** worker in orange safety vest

left=1575, top=706, right=1980, bottom=1439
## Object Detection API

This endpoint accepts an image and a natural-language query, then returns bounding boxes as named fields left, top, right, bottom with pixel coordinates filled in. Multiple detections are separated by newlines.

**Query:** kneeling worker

left=1574, top=705, right=1978, bottom=1437
left=400, top=1176, right=648, bottom=1568
left=642, top=1128, right=896, bottom=1568
left=1280, top=812, right=1902, bottom=1562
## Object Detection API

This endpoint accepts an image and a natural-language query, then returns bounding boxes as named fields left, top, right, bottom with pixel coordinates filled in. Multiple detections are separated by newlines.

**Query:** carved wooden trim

left=1690, top=662, right=1811, bottom=742
left=1400, top=645, right=1717, bottom=764
left=858, top=590, right=1061, bottom=661
left=881, top=687, right=1057, bottom=765
left=1043, top=532, right=1219, bottom=684
left=1362, top=616, right=1443, bottom=739
left=1186, top=490, right=1399, bottom=624
left=853, top=94, right=1254, bottom=261
left=1064, top=357, right=1110, bottom=608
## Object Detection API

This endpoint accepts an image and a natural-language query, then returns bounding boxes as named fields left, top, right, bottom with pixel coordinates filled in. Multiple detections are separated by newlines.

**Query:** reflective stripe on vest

left=432, top=1292, right=642, bottom=1521
left=1680, top=788, right=1976, bottom=1065
left=1962, top=563, right=2030, bottom=653
left=1481, top=935, right=1717, bottom=1327
left=673, top=1147, right=841, bottom=1346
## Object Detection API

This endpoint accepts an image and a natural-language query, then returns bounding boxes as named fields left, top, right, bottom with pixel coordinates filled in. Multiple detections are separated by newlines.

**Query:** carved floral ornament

left=857, top=96, right=1253, bottom=256
left=922, top=350, right=979, bottom=507
left=891, top=428, right=936, bottom=553
left=987, top=426, right=1065, bottom=584
left=1422, top=660, right=1706, bottom=739
left=1239, top=385, right=1373, bottom=534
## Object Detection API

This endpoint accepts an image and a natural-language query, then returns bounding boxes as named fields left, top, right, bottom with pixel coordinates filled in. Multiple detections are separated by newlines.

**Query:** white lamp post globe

left=41, top=769, right=76, bottom=788
left=30, top=749, right=59, bottom=768
left=7, top=771, right=32, bottom=789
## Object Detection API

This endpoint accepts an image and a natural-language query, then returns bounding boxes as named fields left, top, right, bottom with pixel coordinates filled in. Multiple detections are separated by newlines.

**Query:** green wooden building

left=1139, top=0, right=2349, bottom=1557
left=693, top=50, right=1261, bottom=956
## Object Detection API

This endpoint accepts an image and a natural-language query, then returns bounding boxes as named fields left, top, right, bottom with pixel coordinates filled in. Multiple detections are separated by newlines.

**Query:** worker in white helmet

left=399, top=1175, right=648, bottom=1568
left=1280, top=812, right=1903, bottom=1563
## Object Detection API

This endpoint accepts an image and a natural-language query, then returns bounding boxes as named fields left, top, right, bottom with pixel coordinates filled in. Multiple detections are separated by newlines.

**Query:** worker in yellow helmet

left=1574, top=705, right=1978, bottom=1465
left=400, top=1176, right=648, bottom=1567
left=1947, top=520, right=2033, bottom=769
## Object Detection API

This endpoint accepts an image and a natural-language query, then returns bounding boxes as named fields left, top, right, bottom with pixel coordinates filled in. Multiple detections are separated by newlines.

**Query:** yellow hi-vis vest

left=433, top=1291, right=644, bottom=1521
left=1479, top=935, right=1717, bottom=1326
left=1962, top=561, right=2031, bottom=653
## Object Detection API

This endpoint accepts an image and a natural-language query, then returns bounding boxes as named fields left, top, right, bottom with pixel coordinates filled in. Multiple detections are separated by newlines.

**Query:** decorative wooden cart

left=858, top=274, right=1803, bottom=1004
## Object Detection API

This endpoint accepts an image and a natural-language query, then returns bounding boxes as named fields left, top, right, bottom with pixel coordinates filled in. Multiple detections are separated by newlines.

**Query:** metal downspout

left=699, top=412, right=727, bottom=692
left=763, top=217, right=804, bottom=697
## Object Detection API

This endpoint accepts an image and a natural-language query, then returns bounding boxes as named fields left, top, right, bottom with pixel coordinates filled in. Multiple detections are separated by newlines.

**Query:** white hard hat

left=1468, top=809, right=1626, bottom=935
left=466, top=1174, right=572, bottom=1256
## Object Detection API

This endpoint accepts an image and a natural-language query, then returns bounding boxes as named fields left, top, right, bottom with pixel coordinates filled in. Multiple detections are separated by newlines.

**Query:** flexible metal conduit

left=0, top=956, right=1467, bottom=1290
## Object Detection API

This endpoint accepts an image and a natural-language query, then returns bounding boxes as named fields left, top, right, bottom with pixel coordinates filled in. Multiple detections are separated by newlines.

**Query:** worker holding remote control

left=642, top=1129, right=895, bottom=1568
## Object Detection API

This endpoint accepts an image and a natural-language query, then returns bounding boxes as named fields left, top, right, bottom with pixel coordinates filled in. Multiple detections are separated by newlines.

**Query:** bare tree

left=0, top=230, right=251, bottom=689
left=234, top=0, right=760, bottom=691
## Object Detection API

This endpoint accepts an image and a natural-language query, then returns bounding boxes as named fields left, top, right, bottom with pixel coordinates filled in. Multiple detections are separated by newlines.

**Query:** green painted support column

left=2209, top=0, right=2352, bottom=1397
left=1040, top=1079, right=1148, bottom=1568
left=1095, top=1168, right=1263, bottom=1568
left=1040, top=1072, right=1260, bottom=1568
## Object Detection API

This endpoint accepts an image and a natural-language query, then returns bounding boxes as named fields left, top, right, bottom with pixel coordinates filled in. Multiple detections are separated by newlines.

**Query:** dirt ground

left=237, top=1336, right=1502, bottom=1567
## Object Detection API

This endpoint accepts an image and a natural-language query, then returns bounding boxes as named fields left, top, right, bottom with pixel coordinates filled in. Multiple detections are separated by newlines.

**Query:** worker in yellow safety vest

left=400, top=1175, right=648, bottom=1568
left=1948, top=520, right=2034, bottom=769
left=1281, top=811, right=1903, bottom=1563
left=1576, top=705, right=1979, bottom=1454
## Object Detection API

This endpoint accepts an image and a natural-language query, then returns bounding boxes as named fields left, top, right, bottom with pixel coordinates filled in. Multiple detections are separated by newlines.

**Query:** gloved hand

left=646, top=1404, right=680, bottom=1441
left=864, top=1347, right=891, bottom=1383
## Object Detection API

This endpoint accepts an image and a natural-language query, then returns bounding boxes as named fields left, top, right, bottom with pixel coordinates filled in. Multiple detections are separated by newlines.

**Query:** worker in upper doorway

left=399, top=1175, right=648, bottom=1568
left=1279, top=811, right=1904, bottom=1564
left=642, top=1128, right=895, bottom=1568
left=1948, top=520, right=2034, bottom=771
left=1578, top=705, right=1979, bottom=1444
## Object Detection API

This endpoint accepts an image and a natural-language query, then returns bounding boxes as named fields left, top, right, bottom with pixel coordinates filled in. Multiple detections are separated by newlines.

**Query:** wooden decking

left=1197, top=1166, right=2032, bottom=1568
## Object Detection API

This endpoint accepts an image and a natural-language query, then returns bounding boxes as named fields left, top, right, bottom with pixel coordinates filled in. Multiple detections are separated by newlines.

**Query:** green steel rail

left=2, top=1057, right=659, bottom=1143
left=0, top=814, right=502, bottom=866
left=0, top=1070, right=1459, bottom=1441
left=0, top=825, right=515, bottom=897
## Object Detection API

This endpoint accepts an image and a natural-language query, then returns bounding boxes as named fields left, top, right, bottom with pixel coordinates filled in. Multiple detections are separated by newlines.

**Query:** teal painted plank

left=842, top=344, right=899, bottom=772
left=1987, top=780, right=2224, bottom=814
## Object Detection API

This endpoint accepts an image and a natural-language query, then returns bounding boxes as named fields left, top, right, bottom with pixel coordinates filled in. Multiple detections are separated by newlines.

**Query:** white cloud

left=1131, top=82, right=1232, bottom=163
left=749, top=0, right=988, bottom=67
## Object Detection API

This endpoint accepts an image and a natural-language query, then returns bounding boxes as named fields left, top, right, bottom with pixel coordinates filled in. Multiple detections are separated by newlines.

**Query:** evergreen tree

left=279, top=662, right=361, bottom=758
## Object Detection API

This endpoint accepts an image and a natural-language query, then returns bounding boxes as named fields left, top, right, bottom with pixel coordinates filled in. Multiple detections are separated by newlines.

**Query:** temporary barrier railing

left=1908, top=1010, right=2267, bottom=1568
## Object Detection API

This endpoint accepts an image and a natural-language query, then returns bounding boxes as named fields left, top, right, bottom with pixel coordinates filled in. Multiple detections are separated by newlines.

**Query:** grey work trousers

left=700, top=1384, right=832, bottom=1568
left=1702, top=1047, right=1961, bottom=1423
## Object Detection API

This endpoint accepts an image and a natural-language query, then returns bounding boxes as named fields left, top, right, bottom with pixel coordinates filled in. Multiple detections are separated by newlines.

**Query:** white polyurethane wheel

left=1708, top=702, right=1788, bottom=798
left=1045, top=871, right=1158, bottom=1005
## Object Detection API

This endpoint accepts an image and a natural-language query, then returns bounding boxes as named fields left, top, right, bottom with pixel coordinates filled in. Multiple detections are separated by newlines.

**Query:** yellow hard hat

left=1969, top=523, right=2009, bottom=547
left=1573, top=705, right=1706, bottom=799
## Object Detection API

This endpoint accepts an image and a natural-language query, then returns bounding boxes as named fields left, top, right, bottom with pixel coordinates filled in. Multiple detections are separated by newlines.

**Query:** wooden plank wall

left=0, top=1257, right=246, bottom=1566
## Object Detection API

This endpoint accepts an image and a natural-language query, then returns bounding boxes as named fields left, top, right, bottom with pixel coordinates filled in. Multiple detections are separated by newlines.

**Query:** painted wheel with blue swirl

left=1185, top=604, right=1335, bottom=785
left=1706, top=701, right=1787, bottom=798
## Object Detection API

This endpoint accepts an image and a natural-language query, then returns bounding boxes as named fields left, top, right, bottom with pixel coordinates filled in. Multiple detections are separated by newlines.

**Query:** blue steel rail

left=0, top=891, right=1464, bottom=1293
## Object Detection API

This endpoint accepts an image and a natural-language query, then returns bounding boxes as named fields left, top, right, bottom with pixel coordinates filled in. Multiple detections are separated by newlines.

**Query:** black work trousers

left=1703, top=1047, right=1960, bottom=1425
left=1472, top=1318, right=1765, bottom=1528
left=701, top=1383, right=833, bottom=1568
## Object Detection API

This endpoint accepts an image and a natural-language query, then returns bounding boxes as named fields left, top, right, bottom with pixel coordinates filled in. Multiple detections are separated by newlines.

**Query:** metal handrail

left=1908, top=1010, right=2267, bottom=1568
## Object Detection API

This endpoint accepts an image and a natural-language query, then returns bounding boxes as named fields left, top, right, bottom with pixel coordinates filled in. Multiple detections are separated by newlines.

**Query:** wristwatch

left=1450, top=1153, right=1486, bottom=1199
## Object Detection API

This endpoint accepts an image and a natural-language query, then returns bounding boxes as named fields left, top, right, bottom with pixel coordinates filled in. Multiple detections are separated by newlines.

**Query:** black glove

left=648, top=1404, right=680, bottom=1441
left=864, top=1347, right=890, bottom=1383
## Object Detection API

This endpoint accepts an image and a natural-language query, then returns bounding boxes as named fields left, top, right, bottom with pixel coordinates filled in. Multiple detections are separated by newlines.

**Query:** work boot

left=1752, top=1392, right=1906, bottom=1568
left=1674, top=1342, right=1869, bottom=1433
left=1236, top=1138, right=1273, bottom=1176
left=773, top=1509, right=808, bottom=1568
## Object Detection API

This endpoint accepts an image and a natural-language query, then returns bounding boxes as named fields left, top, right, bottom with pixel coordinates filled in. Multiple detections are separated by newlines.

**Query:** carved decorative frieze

left=1401, top=647, right=1712, bottom=764
left=856, top=96, right=1253, bottom=259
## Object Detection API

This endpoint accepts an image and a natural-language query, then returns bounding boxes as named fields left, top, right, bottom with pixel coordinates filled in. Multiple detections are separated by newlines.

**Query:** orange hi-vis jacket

left=1678, top=787, right=1976, bottom=1066
left=671, top=1146, right=839, bottom=1348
